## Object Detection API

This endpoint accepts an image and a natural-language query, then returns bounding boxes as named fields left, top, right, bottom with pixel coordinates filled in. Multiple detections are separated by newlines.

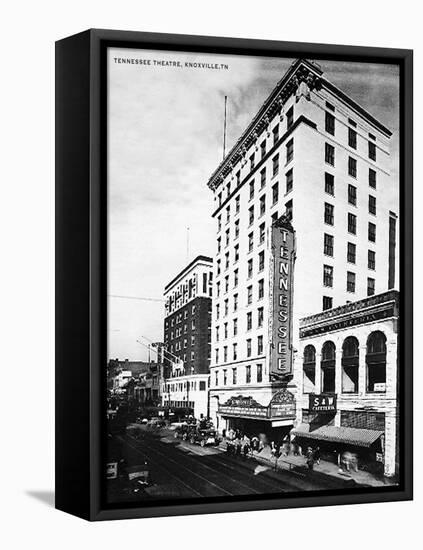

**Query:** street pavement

left=106, top=424, right=364, bottom=504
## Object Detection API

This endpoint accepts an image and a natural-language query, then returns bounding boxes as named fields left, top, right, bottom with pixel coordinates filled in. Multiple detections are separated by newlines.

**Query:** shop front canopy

left=291, top=423, right=383, bottom=448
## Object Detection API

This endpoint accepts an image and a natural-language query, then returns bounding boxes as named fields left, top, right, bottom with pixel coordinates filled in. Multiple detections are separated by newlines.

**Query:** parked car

left=189, top=428, right=220, bottom=447
left=146, top=417, right=165, bottom=428
left=174, top=423, right=197, bottom=441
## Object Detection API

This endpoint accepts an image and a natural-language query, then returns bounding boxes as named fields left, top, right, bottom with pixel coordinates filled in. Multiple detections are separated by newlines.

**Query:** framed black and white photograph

left=55, top=29, right=413, bottom=521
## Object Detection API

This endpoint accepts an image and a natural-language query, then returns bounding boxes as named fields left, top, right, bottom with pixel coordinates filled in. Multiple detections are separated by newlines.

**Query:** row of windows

left=324, top=172, right=377, bottom=213
left=323, top=234, right=376, bottom=269
left=216, top=137, right=295, bottom=232
left=322, top=265, right=375, bottom=296
left=216, top=280, right=264, bottom=302
left=164, top=380, right=207, bottom=393
left=215, top=308, right=264, bottom=341
left=325, top=108, right=377, bottom=161
left=303, top=332, right=387, bottom=395
left=324, top=203, right=376, bottom=241
left=217, top=194, right=292, bottom=261
left=166, top=335, right=198, bottom=350
left=216, top=106, right=295, bottom=206
left=216, top=107, right=377, bottom=234
left=167, top=349, right=196, bottom=361
left=326, top=169, right=377, bottom=195
left=217, top=215, right=270, bottom=256
left=165, top=305, right=197, bottom=327
left=215, top=277, right=265, bottom=320
left=214, top=363, right=263, bottom=386
left=216, top=249, right=265, bottom=278
left=167, top=319, right=197, bottom=339
left=325, top=142, right=376, bottom=181
left=215, top=335, right=264, bottom=364
left=164, top=400, right=195, bottom=409
left=247, top=167, right=293, bottom=203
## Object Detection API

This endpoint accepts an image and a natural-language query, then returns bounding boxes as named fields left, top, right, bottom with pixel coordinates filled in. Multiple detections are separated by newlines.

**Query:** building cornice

left=164, top=254, right=213, bottom=293
left=299, top=290, right=399, bottom=339
left=207, top=59, right=323, bottom=192
left=206, top=58, right=392, bottom=193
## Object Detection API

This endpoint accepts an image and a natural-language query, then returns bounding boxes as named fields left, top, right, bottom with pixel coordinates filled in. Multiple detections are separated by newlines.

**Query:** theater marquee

left=269, top=215, right=295, bottom=380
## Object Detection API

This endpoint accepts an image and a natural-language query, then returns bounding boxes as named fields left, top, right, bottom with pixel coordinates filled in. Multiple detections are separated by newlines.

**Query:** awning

left=291, top=423, right=383, bottom=448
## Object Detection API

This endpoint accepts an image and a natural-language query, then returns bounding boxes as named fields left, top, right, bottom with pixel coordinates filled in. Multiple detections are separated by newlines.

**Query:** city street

left=107, top=425, right=363, bottom=503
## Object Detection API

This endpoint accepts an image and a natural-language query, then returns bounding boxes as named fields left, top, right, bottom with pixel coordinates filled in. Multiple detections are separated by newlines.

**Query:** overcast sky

left=107, top=47, right=399, bottom=361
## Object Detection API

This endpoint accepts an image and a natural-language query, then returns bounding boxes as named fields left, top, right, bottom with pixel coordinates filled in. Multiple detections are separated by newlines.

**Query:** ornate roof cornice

left=207, top=59, right=323, bottom=191
left=207, top=58, right=393, bottom=192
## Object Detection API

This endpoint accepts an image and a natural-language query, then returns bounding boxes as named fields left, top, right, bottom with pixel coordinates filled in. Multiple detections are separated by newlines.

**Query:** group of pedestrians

left=225, top=429, right=256, bottom=458
left=224, top=429, right=328, bottom=474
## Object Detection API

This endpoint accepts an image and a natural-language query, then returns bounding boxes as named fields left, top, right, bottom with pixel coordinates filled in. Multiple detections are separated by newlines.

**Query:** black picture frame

left=55, top=28, right=413, bottom=521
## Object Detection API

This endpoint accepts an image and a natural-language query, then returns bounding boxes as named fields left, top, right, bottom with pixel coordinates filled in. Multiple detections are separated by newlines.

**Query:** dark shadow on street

left=26, top=490, right=55, bottom=508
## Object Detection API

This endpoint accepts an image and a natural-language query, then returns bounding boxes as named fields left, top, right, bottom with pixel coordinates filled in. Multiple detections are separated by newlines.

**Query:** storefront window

left=342, top=336, right=359, bottom=393
left=321, top=341, right=336, bottom=393
left=366, top=331, right=387, bottom=393
left=303, top=345, right=316, bottom=394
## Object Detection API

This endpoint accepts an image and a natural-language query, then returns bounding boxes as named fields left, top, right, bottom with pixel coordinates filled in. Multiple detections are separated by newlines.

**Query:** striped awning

left=291, top=423, right=383, bottom=448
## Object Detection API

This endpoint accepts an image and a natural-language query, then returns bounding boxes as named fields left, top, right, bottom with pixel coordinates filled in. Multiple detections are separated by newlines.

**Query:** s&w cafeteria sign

left=270, top=216, right=295, bottom=380
left=309, top=393, right=337, bottom=413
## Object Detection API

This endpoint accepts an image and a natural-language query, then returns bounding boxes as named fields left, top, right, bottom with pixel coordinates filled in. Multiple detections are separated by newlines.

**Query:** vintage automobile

left=146, top=416, right=165, bottom=428
left=189, top=428, right=220, bottom=447
left=174, top=422, right=197, bottom=441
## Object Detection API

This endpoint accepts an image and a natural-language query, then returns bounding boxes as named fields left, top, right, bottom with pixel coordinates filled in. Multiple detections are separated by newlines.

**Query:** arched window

left=367, top=331, right=387, bottom=393
left=303, top=345, right=316, bottom=394
left=321, top=341, right=336, bottom=362
left=321, top=341, right=336, bottom=392
left=342, top=336, right=359, bottom=393
left=367, top=331, right=387, bottom=355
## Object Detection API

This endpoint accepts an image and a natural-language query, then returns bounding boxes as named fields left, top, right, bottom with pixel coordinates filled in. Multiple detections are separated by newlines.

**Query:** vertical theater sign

left=269, top=215, right=296, bottom=381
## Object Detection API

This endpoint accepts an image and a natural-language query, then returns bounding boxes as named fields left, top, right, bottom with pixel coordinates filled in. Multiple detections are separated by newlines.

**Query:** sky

left=107, top=47, right=399, bottom=361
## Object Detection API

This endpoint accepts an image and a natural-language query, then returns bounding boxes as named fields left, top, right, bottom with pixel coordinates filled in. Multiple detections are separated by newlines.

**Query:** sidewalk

left=218, top=442, right=396, bottom=488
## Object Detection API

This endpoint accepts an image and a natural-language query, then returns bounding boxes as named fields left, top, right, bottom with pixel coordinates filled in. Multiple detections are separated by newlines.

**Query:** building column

left=386, top=340, right=398, bottom=399
left=358, top=345, right=367, bottom=397
left=315, top=352, right=322, bottom=394
left=209, top=393, right=220, bottom=432
left=384, top=409, right=397, bottom=477
left=335, top=349, right=342, bottom=395
left=333, top=349, right=342, bottom=427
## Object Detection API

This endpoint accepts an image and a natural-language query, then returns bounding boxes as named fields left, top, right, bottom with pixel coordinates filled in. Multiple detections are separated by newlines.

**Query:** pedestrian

left=242, top=439, right=250, bottom=460
left=313, top=446, right=321, bottom=466
left=270, top=441, right=280, bottom=470
left=305, top=446, right=313, bottom=465
left=305, top=447, right=314, bottom=470
left=251, top=436, right=259, bottom=453
left=235, top=437, right=242, bottom=457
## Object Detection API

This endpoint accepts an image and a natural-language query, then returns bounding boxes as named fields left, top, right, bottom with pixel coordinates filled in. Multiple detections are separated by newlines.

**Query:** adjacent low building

left=107, top=359, right=153, bottom=392
left=161, top=374, right=209, bottom=419
left=293, top=290, right=399, bottom=477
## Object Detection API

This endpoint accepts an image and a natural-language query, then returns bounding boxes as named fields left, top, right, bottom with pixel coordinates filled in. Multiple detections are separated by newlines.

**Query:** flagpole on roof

left=223, top=95, right=227, bottom=160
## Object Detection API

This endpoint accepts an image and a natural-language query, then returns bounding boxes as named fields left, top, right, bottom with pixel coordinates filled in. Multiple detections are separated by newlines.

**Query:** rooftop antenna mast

left=186, top=226, right=190, bottom=264
left=223, top=95, right=227, bottom=160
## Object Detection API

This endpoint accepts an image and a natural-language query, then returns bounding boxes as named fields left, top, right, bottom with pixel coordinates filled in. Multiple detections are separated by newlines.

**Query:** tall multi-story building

left=207, top=59, right=399, bottom=439
left=161, top=255, right=213, bottom=418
